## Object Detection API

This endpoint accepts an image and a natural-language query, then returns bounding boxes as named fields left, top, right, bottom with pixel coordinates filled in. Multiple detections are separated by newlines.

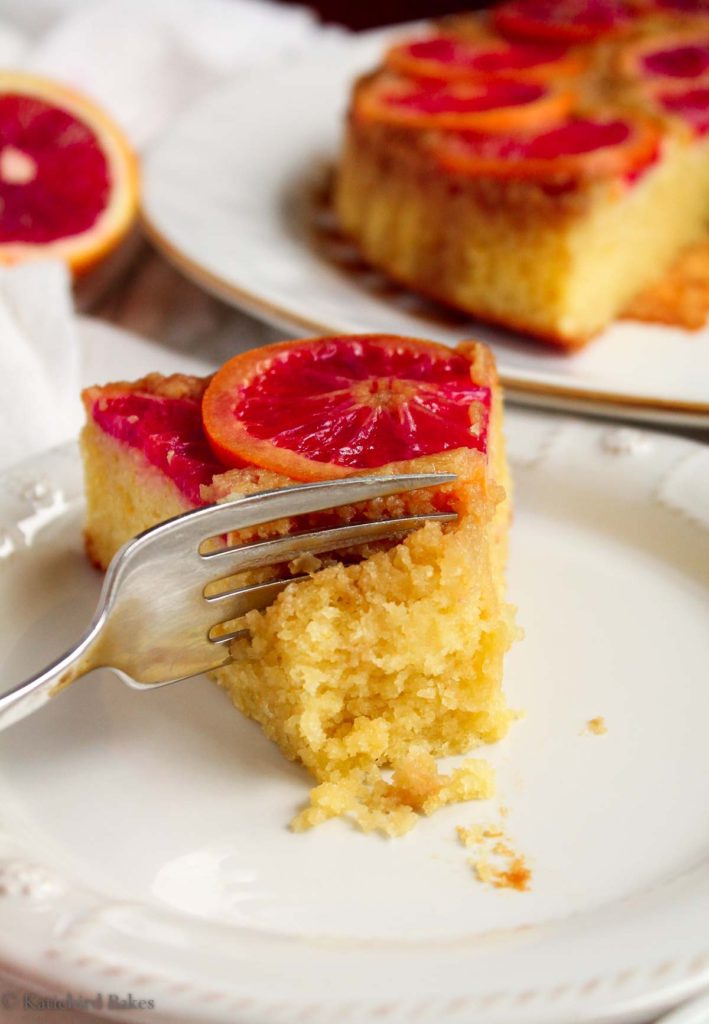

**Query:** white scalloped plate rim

left=140, top=31, right=709, bottom=428
left=0, top=411, right=708, bottom=1024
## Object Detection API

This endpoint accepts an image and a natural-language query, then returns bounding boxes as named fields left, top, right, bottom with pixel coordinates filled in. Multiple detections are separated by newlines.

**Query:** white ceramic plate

left=658, top=993, right=709, bottom=1023
left=1, top=407, right=708, bottom=1024
left=141, top=33, right=709, bottom=429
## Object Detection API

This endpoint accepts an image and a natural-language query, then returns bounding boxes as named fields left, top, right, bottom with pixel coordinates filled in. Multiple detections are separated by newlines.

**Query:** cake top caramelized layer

left=350, top=0, right=707, bottom=188
left=83, top=334, right=496, bottom=507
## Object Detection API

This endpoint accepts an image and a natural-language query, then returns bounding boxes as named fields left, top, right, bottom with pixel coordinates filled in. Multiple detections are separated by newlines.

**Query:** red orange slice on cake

left=648, top=0, right=709, bottom=16
left=354, top=73, right=574, bottom=134
left=434, top=112, right=660, bottom=182
left=493, top=0, right=634, bottom=43
left=385, top=34, right=586, bottom=85
left=651, top=83, right=709, bottom=135
left=620, top=30, right=709, bottom=85
left=202, top=335, right=491, bottom=481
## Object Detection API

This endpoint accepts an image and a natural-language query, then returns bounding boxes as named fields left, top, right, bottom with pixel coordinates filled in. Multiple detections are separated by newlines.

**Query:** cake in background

left=335, top=0, right=709, bottom=348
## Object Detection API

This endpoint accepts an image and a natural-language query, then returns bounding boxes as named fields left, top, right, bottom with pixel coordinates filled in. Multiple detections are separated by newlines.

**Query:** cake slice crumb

left=458, top=818, right=531, bottom=891
left=483, top=825, right=504, bottom=838
left=470, top=855, right=531, bottom=892
left=586, top=716, right=607, bottom=735
left=456, top=823, right=486, bottom=847
left=472, top=858, right=495, bottom=884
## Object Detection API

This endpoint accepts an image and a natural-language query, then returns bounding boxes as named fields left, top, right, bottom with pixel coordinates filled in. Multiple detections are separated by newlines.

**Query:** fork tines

left=191, top=472, right=458, bottom=546
left=195, top=473, right=458, bottom=644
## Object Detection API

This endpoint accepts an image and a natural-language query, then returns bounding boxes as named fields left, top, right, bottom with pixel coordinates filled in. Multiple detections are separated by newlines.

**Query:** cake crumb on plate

left=471, top=855, right=531, bottom=892
left=458, top=819, right=531, bottom=891
left=586, top=716, right=608, bottom=735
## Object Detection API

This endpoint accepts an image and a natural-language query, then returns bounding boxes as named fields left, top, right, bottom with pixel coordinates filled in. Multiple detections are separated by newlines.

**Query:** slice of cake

left=81, top=334, right=517, bottom=835
left=335, top=0, right=709, bottom=347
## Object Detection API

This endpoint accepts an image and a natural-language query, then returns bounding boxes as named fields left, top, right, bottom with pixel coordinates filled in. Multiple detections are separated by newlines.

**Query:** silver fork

left=0, top=473, right=456, bottom=731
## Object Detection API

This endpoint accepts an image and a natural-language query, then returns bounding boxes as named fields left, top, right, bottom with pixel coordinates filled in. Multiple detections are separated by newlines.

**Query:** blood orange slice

left=435, top=112, right=660, bottom=181
left=493, top=0, right=634, bottom=43
left=651, top=83, right=709, bottom=134
left=385, top=34, right=586, bottom=84
left=0, top=71, right=138, bottom=275
left=620, top=32, right=709, bottom=84
left=650, top=0, right=709, bottom=15
left=202, top=336, right=491, bottom=481
left=354, top=72, right=574, bottom=134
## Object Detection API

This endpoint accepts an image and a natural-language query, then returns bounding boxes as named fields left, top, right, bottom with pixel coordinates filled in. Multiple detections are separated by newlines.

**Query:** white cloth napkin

left=0, top=262, right=81, bottom=472
left=0, top=0, right=335, bottom=475
left=0, top=0, right=335, bottom=147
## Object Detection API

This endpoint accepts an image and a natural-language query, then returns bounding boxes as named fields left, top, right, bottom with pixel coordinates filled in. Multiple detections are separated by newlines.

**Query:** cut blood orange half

left=202, top=335, right=492, bottom=481
left=0, top=71, right=138, bottom=275
left=435, top=113, right=661, bottom=181
left=619, top=31, right=709, bottom=84
left=493, top=0, right=634, bottom=43
left=385, top=33, right=586, bottom=84
left=354, top=72, right=574, bottom=134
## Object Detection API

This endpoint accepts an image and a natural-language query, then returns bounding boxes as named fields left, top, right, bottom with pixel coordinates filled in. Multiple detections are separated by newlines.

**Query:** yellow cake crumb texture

left=214, top=517, right=517, bottom=837
left=586, top=716, right=608, bottom=736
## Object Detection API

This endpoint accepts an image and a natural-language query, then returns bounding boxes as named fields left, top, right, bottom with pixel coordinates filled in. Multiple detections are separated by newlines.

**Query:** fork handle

left=0, top=624, right=102, bottom=731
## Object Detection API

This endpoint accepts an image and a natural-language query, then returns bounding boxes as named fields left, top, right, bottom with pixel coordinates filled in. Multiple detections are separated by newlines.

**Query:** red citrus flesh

left=640, top=41, right=709, bottom=80
left=386, top=78, right=543, bottom=114
left=90, top=392, right=226, bottom=506
left=435, top=114, right=660, bottom=181
left=654, top=0, right=709, bottom=11
left=0, top=93, right=110, bottom=244
left=386, top=34, right=582, bottom=84
left=356, top=74, right=573, bottom=133
left=493, top=0, right=632, bottom=42
left=655, top=85, right=709, bottom=133
left=202, top=336, right=491, bottom=481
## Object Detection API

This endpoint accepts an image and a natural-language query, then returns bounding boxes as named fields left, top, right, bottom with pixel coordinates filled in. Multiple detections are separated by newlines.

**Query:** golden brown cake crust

left=82, top=371, right=208, bottom=413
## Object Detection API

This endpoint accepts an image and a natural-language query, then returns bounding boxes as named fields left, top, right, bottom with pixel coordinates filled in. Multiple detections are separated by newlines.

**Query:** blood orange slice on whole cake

left=652, top=83, right=709, bottom=135
left=435, top=113, right=661, bottom=181
left=355, top=72, right=574, bottom=134
left=493, top=0, right=634, bottom=42
left=0, top=71, right=138, bottom=274
left=620, top=31, right=709, bottom=85
left=385, top=34, right=586, bottom=84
